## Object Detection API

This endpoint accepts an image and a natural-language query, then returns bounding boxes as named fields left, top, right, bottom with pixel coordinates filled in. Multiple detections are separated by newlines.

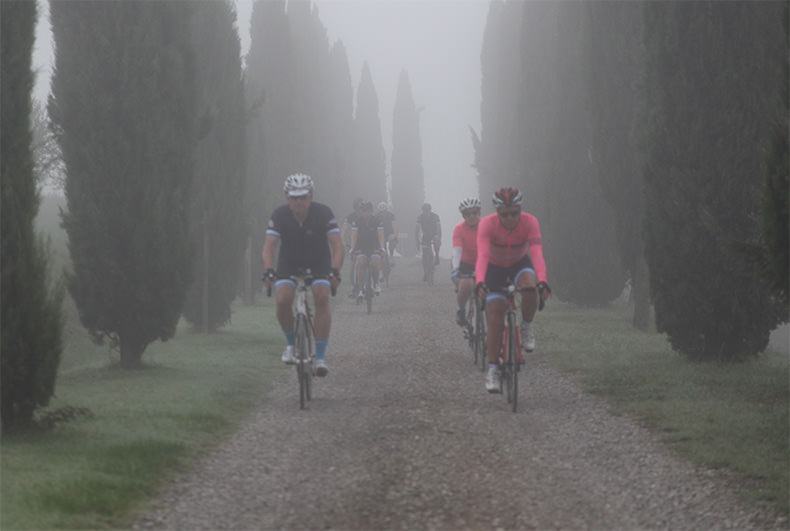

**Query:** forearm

left=262, top=236, right=278, bottom=270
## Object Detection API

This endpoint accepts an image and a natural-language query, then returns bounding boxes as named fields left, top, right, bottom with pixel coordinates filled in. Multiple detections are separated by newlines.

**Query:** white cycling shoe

left=521, top=321, right=536, bottom=352
left=485, top=366, right=500, bottom=393
left=315, top=358, right=329, bottom=377
left=281, top=345, right=296, bottom=365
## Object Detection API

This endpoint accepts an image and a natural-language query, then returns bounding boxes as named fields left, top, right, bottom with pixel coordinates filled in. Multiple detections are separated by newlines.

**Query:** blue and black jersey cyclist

left=262, top=174, right=344, bottom=377
left=351, top=200, right=386, bottom=297
left=375, top=202, right=398, bottom=256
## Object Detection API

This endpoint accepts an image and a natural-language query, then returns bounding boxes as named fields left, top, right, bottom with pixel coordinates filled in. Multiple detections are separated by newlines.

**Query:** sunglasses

left=288, top=195, right=309, bottom=201
left=462, top=209, right=481, bottom=217
left=497, top=210, right=520, bottom=219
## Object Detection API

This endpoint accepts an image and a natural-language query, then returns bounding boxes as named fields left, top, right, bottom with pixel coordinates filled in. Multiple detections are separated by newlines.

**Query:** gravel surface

left=134, top=263, right=785, bottom=530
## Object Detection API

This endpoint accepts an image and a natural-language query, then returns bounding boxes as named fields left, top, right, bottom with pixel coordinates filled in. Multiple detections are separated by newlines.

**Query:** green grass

left=540, top=301, right=790, bottom=515
left=1, top=298, right=287, bottom=530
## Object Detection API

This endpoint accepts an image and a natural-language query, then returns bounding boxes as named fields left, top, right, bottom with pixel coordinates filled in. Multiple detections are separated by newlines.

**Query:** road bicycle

left=380, top=252, right=393, bottom=288
left=459, top=275, right=487, bottom=371
left=266, top=269, right=327, bottom=409
left=464, top=291, right=487, bottom=371
left=421, top=243, right=436, bottom=286
left=355, top=256, right=375, bottom=314
left=497, top=281, right=536, bottom=413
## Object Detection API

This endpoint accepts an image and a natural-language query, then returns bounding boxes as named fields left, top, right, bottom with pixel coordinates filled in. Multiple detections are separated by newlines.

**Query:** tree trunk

left=632, top=252, right=651, bottom=332
left=119, top=335, right=145, bottom=369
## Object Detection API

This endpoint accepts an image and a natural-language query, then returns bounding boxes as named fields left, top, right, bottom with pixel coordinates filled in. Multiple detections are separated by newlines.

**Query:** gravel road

left=134, top=261, right=785, bottom=530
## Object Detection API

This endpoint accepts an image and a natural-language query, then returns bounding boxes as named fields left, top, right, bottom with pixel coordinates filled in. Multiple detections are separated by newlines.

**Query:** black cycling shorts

left=484, top=254, right=536, bottom=294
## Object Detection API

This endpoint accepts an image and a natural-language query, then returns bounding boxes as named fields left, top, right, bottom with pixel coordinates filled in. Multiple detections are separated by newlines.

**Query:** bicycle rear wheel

left=295, top=314, right=309, bottom=409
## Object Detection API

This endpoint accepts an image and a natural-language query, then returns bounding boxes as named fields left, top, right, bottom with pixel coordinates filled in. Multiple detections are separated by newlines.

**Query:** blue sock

left=315, top=339, right=328, bottom=360
left=283, top=329, right=295, bottom=346
left=489, top=363, right=498, bottom=371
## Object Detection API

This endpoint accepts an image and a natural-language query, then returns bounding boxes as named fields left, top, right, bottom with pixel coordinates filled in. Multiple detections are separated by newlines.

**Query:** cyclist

left=341, top=197, right=363, bottom=249
left=351, top=200, right=386, bottom=297
left=415, top=202, right=441, bottom=281
left=375, top=201, right=398, bottom=257
left=341, top=197, right=363, bottom=297
left=451, top=197, right=482, bottom=326
left=262, top=174, right=344, bottom=377
left=475, top=187, right=551, bottom=393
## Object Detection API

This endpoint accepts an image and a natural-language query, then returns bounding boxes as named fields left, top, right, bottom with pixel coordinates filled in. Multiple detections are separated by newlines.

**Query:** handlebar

left=263, top=271, right=338, bottom=297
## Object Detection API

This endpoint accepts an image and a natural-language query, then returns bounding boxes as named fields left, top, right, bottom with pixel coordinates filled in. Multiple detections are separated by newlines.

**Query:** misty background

left=32, top=0, right=488, bottom=255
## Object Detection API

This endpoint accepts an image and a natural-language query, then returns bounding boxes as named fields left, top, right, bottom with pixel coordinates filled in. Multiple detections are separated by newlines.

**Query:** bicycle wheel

left=503, top=312, right=517, bottom=406
left=506, top=311, right=519, bottom=412
left=366, top=272, right=373, bottom=314
left=295, top=314, right=309, bottom=409
left=477, top=299, right=487, bottom=372
left=304, top=316, right=313, bottom=402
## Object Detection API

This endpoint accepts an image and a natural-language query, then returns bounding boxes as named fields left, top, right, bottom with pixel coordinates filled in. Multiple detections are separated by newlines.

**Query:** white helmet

left=458, top=196, right=481, bottom=212
left=377, top=201, right=388, bottom=212
left=283, top=173, right=313, bottom=197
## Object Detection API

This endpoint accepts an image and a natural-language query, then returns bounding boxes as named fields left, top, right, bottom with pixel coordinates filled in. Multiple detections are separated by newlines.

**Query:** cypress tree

left=759, top=6, right=789, bottom=317
left=182, top=1, right=248, bottom=332
left=640, top=1, right=786, bottom=360
left=352, top=63, right=387, bottom=203
left=582, top=2, right=650, bottom=326
left=50, top=1, right=198, bottom=368
left=1, top=0, right=64, bottom=430
left=390, top=69, right=424, bottom=257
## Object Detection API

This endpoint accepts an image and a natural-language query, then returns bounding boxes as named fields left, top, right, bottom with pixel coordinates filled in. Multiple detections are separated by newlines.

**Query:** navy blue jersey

left=416, top=211, right=441, bottom=243
left=352, top=214, right=384, bottom=252
left=266, top=202, right=340, bottom=275
left=375, top=210, right=396, bottom=236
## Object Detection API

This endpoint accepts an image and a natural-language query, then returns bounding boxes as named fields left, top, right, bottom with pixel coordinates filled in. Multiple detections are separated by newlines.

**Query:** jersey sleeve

left=266, top=207, right=284, bottom=239
left=452, top=223, right=463, bottom=248
left=525, top=214, right=547, bottom=283
left=475, top=215, right=493, bottom=283
left=324, top=205, right=340, bottom=235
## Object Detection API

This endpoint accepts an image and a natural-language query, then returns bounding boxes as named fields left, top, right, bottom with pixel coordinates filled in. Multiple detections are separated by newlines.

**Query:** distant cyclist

left=451, top=197, right=481, bottom=326
left=475, top=187, right=551, bottom=393
left=262, top=174, right=344, bottom=377
left=415, top=203, right=441, bottom=281
left=375, top=201, right=398, bottom=256
left=341, top=197, right=363, bottom=296
left=351, top=200, right=385, bottom=297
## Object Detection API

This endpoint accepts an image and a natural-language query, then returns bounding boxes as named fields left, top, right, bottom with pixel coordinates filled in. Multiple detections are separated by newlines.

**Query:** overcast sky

left=33, top=0, right=490, bottom=253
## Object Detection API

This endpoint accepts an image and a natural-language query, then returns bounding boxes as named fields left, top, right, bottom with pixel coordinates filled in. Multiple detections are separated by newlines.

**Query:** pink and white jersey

left=452, top=221, right=478, bottom=265
left=475, top=212, right=547, bottom=283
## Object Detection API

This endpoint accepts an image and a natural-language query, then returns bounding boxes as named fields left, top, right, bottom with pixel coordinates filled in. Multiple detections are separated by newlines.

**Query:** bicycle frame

left=292, top=274, right=315, bottom=409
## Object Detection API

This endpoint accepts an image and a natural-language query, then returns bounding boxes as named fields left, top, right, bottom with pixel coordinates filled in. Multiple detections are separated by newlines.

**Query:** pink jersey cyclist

left=476, top=187, right=551, bottom=394
left=475, top=211, right=547, bottom=297
left=452, top=220, right=478, bottom=276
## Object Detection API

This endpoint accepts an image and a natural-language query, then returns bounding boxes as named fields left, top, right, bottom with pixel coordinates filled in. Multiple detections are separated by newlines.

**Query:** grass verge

left=1, top=298, right=286, bottom=530
left=539, top=301, right=789, bottom=516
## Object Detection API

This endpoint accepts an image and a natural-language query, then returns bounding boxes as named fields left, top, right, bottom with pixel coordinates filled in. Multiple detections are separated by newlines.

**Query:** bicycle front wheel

left=476, top=299, right=487, bottom=371
left=505, top=311, right=519, bottom=412
left=295, top=314, right=309, bottom=409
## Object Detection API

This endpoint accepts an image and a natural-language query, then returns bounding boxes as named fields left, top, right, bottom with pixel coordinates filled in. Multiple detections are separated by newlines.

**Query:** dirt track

left=134, top=259, right=783, bottom=530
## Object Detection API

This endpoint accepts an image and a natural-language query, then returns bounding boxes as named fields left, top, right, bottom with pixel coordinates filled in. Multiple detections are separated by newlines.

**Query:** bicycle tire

left=506, top=311, right=519, bottom=412
left=503, top=312, right=517, bottom=406
left=477, top=298, right=487, bottom=371
left=304, top=315, right=313, bottom=402
left=295, top=314, right=309, bottom=409
left=366, top=271, right=373, bottom=314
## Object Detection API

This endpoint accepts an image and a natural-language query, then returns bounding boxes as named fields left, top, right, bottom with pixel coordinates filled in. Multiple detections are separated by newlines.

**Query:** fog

left=33, top=0, right=488, bottom=255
